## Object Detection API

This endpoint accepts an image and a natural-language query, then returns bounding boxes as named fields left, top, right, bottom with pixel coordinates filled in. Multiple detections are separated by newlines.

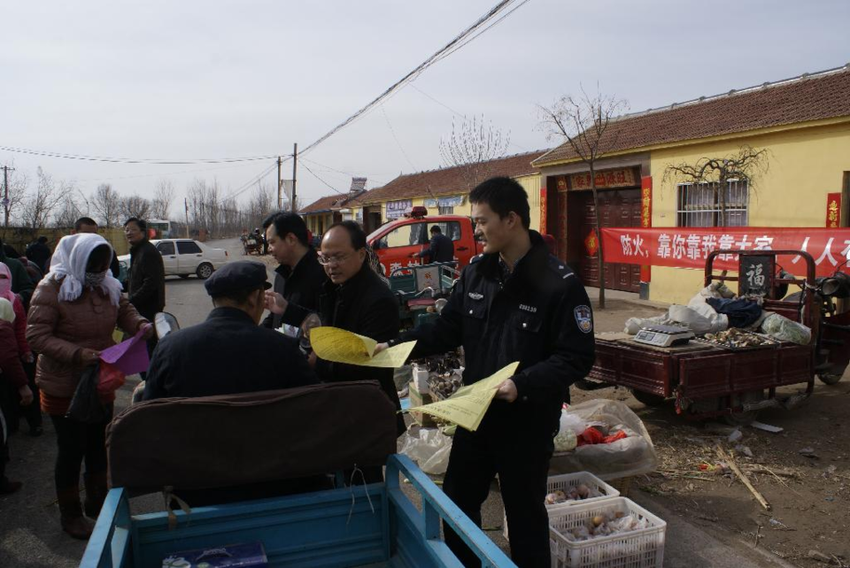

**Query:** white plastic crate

left=502, top=472, right=620, bottom=541
left=548, top=497, right=666, bottom=568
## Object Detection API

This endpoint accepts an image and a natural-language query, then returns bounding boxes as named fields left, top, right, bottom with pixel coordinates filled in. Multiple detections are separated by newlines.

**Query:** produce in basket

left=562, top=511, right=651, bottom=542
left=545, top=484, right=601, bottom=505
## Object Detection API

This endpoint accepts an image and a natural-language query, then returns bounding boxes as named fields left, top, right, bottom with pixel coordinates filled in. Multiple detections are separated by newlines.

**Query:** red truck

left=367, top=207, right=484, bottom=276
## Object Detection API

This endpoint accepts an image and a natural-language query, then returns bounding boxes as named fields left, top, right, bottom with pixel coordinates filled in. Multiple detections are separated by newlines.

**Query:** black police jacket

left=261, top=248, right=327, bottom=330
left=316, top=261, right=405, bottom=435
left=127, top=239, right=165, bottom=320
left=399, top=231, right=595, bottom=445
left=143, top=307, right=317, bottom=399
left=418, top=233, right=455, bottom=263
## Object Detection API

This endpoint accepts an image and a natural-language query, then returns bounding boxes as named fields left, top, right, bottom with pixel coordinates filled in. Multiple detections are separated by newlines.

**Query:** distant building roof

left=300, top=190, right=369, bottom=215
left=534, top=65, right=850, bottom=167
left=360, top=150, right=545, bottom=205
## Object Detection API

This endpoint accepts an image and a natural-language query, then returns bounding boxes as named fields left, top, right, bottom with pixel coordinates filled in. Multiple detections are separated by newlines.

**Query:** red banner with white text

left=601, top=227, right=850, bottom=277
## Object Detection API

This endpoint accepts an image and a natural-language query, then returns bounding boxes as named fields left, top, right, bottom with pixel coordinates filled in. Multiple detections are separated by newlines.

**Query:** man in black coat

left=411, top=225, right=455, bottom=263
left=26, top=236, right=52, bottom=274
left=124, top=217, right=165, bottom=320
left=143, top=260, right=320, bottom=504
left=261, top=211, right=327, bottom=331
left=306, top=222, right=404, bottom=459
left=379, top=177, right=596, bottom=568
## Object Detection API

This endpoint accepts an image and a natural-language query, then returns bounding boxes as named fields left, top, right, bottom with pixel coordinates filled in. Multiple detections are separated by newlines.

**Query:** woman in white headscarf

left=27, top=233, right=151, bottom=540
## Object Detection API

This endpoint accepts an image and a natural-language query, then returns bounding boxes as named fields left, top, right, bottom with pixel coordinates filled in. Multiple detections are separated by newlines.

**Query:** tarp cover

left=107, top=381, right=398, bottom=492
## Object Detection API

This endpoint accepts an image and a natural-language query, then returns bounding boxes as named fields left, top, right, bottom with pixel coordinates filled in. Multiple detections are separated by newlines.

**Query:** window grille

left=677, top=180, right=748, bottom=227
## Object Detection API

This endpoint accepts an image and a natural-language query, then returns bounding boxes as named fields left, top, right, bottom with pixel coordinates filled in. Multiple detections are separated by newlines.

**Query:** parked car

left=367, top=208, right=484, bottom=276
left=118, top=239, right=229, bottom=282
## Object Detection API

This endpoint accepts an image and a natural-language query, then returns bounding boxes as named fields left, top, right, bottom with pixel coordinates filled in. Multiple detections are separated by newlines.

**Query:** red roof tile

left=359, top=150, right=545, bottom=205
left=534, top=67, right=850, bottom=167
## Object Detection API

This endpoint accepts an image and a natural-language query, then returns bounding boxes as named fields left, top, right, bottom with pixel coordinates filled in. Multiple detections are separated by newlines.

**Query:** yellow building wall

left=648, top=120, right=850, bottom=304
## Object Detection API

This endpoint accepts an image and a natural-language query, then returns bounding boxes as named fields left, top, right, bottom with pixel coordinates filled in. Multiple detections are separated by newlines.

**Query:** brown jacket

left=26, top=276, right=147, bottom=398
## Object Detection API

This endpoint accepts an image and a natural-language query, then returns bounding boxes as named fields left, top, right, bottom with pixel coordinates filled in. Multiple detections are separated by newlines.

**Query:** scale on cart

left=633, top=324, right=695, bottom=347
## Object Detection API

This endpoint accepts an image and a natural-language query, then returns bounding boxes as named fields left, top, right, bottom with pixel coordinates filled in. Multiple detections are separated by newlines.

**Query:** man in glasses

left=313, top=222, right=405, bottom=463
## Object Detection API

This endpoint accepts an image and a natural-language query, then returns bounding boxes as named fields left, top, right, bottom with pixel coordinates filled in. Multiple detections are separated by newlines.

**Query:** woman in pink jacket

left=27, top=234, right=151, bottom=540
left=0, top=261, right=40, bottom=435
left=0, top=297, right=33, bottom=494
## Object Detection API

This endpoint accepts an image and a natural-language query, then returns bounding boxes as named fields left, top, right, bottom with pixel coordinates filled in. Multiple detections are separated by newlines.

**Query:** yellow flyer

left=310, top=326, right=416, bottom=368
left=409, top=362, right=520, bottom=431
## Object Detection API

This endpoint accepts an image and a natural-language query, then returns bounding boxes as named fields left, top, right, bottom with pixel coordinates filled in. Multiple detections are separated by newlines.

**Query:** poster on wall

left=601, top=226, right=850, bottom=278
left=640, top=176, right=652, bottom=283
left=424, top=196, right=464, bottom=208
left=386, top=199, right=413, bottom=220
left=540, top=187, right=547, bottom=234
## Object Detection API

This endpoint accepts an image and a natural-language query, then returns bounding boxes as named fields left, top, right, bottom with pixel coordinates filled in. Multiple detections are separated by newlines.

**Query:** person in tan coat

left=27, top=233, right=151, bottom=540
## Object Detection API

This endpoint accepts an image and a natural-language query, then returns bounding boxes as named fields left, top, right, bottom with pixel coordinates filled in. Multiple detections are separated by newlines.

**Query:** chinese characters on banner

left=540, top=187, right=547, bottom=234
left=826, top=193, right=842, bottom=228
left=570, top=168, right=636, bottom=190
left=600, top=227, right=850, bottom=277
left=385, top=199, right=413, bottom=220
left=640, top=176, right=652, bottom=282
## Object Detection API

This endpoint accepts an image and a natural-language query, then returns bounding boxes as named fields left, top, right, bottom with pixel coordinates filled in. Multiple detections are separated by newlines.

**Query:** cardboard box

left=409, top=382, right=437, bottom=427
left=162, top=541, right=267, bottom=567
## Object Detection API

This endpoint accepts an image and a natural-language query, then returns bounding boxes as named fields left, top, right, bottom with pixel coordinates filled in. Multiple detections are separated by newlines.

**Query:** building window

left=438, top=206, right=454, bottom=215
left=677, top=180, right=749, bottom=227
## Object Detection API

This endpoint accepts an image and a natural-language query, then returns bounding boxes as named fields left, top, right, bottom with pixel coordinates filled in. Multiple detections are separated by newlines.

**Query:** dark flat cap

left=204, top=261, right=271, bottom=297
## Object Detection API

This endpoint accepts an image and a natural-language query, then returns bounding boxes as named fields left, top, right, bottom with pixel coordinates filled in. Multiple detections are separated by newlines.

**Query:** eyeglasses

left=317, top=252, right=353, bottom=266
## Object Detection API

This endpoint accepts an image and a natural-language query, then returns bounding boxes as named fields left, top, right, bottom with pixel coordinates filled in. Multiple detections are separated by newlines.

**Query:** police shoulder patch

left=574, top=305, right=593, bottom=334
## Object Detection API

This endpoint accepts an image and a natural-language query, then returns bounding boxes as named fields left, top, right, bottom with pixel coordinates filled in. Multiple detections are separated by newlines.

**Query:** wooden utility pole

left=291, top=143, right=298, bottom=213
left=2, top=165, right=14, bottom=227
left=184, top=197, right=190, bottom=238
left=277, top=156, right=283, bottom=210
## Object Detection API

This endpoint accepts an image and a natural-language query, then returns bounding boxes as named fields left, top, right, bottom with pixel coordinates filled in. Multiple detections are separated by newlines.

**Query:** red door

left=573, top=189, right=642, bottom=293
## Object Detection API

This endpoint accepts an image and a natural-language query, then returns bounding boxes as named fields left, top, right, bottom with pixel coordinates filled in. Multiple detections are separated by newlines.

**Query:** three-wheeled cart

left=588, top=250, right=850, bottom=423
left=79, top=382, right=516, bottom=568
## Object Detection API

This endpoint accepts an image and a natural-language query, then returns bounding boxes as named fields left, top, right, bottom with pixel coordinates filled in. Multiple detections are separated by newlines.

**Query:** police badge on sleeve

left=574, top=305, right=593, bottom=334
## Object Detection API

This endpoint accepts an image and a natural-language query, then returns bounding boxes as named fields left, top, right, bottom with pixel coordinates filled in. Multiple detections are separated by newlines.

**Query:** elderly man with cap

left=143, top=260, right=316, bottom=400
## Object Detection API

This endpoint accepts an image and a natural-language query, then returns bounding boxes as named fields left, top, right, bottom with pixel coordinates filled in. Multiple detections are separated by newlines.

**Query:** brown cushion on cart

left=106, top=381, right=398, bottom=493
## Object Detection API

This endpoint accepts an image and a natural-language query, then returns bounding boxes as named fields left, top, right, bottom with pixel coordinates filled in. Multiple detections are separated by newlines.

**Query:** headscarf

left=47, top=233, right=123, bottom=306
left=0, top=297, right=14, bottom=323
left=0, top=262, right=15, bottom=303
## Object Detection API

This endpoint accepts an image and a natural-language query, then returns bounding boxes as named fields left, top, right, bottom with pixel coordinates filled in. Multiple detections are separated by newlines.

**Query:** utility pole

left=184, top=197, right=190, bottom=238
left=276, top=156, right=282, bottom=210
left=3, top=165, right=14, bottom=227
left=291, top=143, right=298, bottom=213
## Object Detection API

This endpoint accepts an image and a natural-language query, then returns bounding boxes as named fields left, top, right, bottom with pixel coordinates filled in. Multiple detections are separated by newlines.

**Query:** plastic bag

left=760, top=312, right=812, bottom=345
left=550, top=399, right=657, bottom=480
left=554, top=409, right=583, bottom=452
left=399, top=426, right=453, bottom=475
left=66, top=364, right=113, bottom=424
left=96, top=361, right=126, bottom=397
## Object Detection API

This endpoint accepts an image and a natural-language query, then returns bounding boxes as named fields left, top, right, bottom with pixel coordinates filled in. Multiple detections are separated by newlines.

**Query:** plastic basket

left=548, top=497, right=666, bottom=568
left=503, top=472, right=620, bottom=541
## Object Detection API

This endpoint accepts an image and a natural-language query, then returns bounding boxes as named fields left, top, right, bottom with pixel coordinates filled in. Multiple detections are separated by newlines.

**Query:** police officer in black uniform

left=379, top=176, right=595, bottom=567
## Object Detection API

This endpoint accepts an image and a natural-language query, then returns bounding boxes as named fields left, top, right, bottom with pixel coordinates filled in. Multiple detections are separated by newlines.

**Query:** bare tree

left=151, top=179, right=175, bottom=219
left=246, top=181, right=275, bottom=230
left=120, top=195, right=152, bottom=221
left=90, top=183, right=122, bottom=228
left=440, top=114, right=510, bottom=192
left=2, top=168, right=29, bottom=227
left=539, top=88, right=628, bottom=308
left=54, top=194, right=84, bottom=228
left=663, top=145, right=769, bottom=226
left=20, top=167, right=71, bottom=229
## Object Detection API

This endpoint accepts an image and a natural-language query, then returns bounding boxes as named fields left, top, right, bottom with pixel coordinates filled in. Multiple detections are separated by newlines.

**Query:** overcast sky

left=1, top=0, right=848, bottom=215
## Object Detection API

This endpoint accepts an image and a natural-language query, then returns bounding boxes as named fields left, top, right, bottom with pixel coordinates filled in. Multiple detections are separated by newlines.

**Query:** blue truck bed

left=80, top=455, right=515, bottom=568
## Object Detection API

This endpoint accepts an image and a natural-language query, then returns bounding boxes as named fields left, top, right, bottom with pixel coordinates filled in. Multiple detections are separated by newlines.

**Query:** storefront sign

left=424, top=195, right=464, bottom=208
left=540, top=187, right=548, bottom=235
left=601, top=227, right=850, bottom=277
left=570, top=168, right=636, bottom=190
left=386, top=199, right=413, bottom=220
left=827, top=193, right=841, bottom=228
left=640, top=176, right=652, bottom=283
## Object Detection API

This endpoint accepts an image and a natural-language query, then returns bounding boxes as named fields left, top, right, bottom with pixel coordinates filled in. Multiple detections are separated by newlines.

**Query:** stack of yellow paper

left=310, top=326, right=417, bottom=368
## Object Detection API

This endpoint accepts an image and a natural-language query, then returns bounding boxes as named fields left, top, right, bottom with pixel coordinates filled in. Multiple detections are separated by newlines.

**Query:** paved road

left=0, top=238, right=794, bottom=567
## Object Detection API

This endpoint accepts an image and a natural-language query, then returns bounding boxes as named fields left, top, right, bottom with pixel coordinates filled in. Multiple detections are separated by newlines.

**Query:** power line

left=380, top=104, right=419, bottom=172
left=299, top=0, right=530, bottom=157
left=223, top=161, right=281, bottom=201
left=0, top=145, right=278, bottom=165
left=301, top=162, right=344, bottom=195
